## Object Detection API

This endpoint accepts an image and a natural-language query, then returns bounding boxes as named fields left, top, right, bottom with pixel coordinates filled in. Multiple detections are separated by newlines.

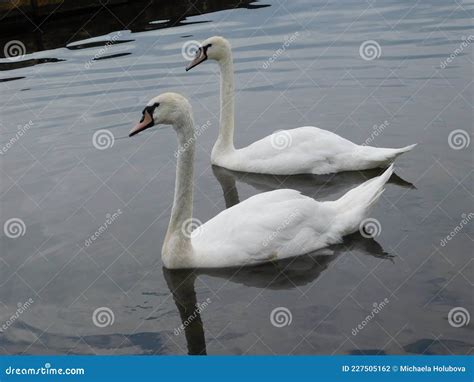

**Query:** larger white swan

left=185, top=36, right=416, bottom=175
left=129, top=92, right=394, bottom=269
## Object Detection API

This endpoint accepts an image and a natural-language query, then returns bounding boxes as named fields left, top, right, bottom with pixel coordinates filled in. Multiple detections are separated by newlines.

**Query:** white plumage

left=186, top=36, right=416, bottom=175
left=191, top=164, right=393, bottom=268
left=219, top=126, right=416, bottom=175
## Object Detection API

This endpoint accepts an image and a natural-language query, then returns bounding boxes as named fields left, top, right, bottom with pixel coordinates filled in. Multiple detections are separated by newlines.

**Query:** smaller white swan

left=186, top=36, right=416, bottom=175
left=129, top=92, right=394, bottom=269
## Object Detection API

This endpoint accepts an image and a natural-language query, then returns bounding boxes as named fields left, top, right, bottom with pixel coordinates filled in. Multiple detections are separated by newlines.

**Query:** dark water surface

left=0, top=0, right=472, bottom=355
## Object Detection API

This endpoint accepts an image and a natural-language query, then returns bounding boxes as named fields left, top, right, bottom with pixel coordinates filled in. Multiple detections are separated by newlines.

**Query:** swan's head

left=185, top=36, right=231, bottom=71
left=129, top=92, right=192, bottom=137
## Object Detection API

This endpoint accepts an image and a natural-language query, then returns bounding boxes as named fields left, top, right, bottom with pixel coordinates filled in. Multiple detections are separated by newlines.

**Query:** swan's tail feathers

left=332, top=164, right=394, bottom=235
left=391, top=143, right=417, bottom=159
left=362, top=143, right=417, bottom=166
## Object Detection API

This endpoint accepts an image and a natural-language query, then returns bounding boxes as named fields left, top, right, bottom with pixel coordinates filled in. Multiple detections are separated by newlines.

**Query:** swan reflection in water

left=164, top=232, right=393, bottom=354
left=212, top=165, right=415, bottom=206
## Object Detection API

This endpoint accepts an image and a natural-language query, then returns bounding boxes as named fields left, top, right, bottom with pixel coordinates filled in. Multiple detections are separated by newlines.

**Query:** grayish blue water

left=0, top=0, right=472, bottom=354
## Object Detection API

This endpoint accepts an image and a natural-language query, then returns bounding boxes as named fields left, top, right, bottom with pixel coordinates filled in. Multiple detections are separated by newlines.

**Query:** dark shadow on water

left=212, top=165, right=415, bottom=206
left=163, top=269, right=207, bottom=355
left=404, top=338, right=473, bottom=355
left=195, top=233, right=392, bottom=289
left=0, top=0, right=270, bottom=60
left=67, top=39, right=135, bottom=50
left=0, top=76, right=25, bottom=83
left=93, top=52, right=132, bottom=61
left=0, top=321, right=167, bottom=355
left=350, top=338, right=473, bottom=355
left=0, top=58, right=65, bottom=72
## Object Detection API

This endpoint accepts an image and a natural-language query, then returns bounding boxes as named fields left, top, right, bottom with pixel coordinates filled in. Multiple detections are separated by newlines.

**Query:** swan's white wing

left=217, top=126, right=415, bottom=175
left=232, top=127, right=358, bottom=174
left=191, top=189, right=339, bottom=268
left=189, top=166, right=394, bottom=268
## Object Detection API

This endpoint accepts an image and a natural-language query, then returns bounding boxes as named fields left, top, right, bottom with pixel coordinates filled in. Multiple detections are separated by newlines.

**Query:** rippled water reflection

left=0, top=0, right=472, bottom=355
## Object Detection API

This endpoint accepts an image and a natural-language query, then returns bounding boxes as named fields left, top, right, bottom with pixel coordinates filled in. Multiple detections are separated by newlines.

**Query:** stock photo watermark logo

left=0, top=120, right=34, bottom=155
left=181, top=218, right=203, bottom=239
left=352, top=298, right=389, bottom=336
left=262, top=31, right=300, bottom=69
left=262, top=209, right=301, bottom=247
left=84, top=209, right=122, bottom=247
left=440, top=35, right=473, bottom=69
left=3, top=218, right=26, bottom=239
left=448, top=307, right=470, bottom=328
left=361, top=120, right=390, bottom=146
left=440, top=212, right=473, bottom=247
left=448, top=129, right=470, bottom=150
left=270, top=307, right=293, bottom=328
left=181, top=40, right=201, bottom=61
left=0, top=298, right=34, bottom=333
left=174, top=298, right=212, bottom=336
left=5, top=363, right=85, bottom=376
left=359, top=40, right=382, bottom=61
left=359, top=218, right=382, bottom=239
left=174, top=120, right=211, bottom=158
left=3, top=40, right=26, bottom=61
left=270, top=130, right=293, bottom=150
left=92, top=307, right=115, bottom=328
left=84, top=31, right=122, bottom=69
left=92, top=129, right=115, bottom=150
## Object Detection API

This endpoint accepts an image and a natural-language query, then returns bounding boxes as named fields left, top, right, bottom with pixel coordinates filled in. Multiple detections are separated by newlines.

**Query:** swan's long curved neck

left=163, top=114, right=195, bottom=266
left=214, top=54, right=236, bottom=155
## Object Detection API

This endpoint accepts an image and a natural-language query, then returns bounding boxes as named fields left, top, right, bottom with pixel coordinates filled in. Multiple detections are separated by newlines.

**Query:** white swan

left=185, top=36, right=416, bottom=175
left=129, top=92, right=394, bottom=269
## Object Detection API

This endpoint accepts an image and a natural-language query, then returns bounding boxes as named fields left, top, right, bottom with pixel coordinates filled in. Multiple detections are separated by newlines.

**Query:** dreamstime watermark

left=182, top=40, right=201, bottom=61
left=448, top=129, right=470, bottom=150
left=262, top=209, right=301, bottom=247
left=84, top=32, right=122, bottom=69
left=174, top=298, right=212, bottom=336
left=84, top=209, right=122, bottom=247
left=362, top=120, right=390, bottom=146
left=352, top=298, right=389, bottom=336
left=262, top=31, right=300, bottom=69
left=359, top=40, right=382, bottom=61
left=181, top=218, right=203, bottom=239
left=440, top=212, right=473, bottom=247
left=440, top=35, right=473, bottom=69
left=3, top=218, right=26, bottom=239
left=92, top=307, right=115, bottom=328
left=270, top=307, right=293, bottom=327
left=92, top=129, right=115, bottom=150
left=3, top=40, right=26, bottom=61
left=5, top=363, right=85, bottom=376
left=0, top=298, right=34, bottom=333
left=359, top=218, right=382, bottom=238
left=174, top=120, right=211, bottom=158
left=270, top=130, right=292, bottom=150
left=0, top=120, right=34, bottom=155
left=448, top=307, right=470, bottom=328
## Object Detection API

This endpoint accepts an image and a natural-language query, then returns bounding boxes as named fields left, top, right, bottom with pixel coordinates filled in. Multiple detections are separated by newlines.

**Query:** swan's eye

left=185, top=45, right=211, bottom=71
left=140, top=103, right=159, bottom=122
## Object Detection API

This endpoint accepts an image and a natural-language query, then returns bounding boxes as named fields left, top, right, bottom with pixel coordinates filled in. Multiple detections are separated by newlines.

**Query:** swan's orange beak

left=129, top=110, right=154, bottom=137
left=186, top=47, right=207, bottom=71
